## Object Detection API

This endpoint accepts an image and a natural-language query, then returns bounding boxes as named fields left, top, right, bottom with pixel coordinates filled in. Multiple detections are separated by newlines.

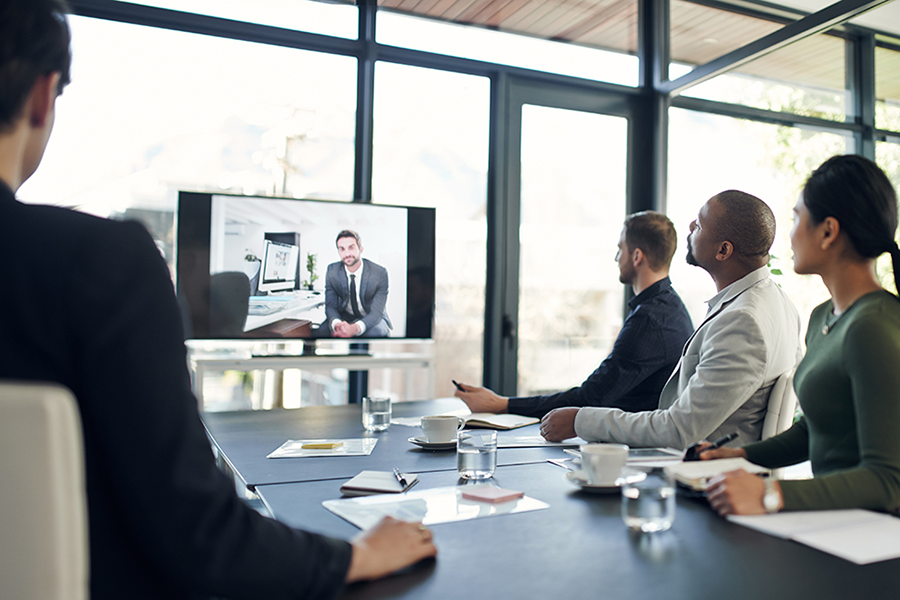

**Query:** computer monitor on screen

left=257, top=239, right=300, bottom=294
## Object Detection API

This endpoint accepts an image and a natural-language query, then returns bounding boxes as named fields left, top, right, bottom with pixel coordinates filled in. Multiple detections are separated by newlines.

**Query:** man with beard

left=456, top=211, right=693, bottom=417
left=324, top=229, right=392, bottom=338
left=540, top=191, right=801, bottom=449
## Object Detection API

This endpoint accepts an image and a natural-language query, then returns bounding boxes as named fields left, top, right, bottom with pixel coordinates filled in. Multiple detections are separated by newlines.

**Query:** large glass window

left=372, top=62, right=490, bottom=397
left=668, top=108, right=851, bottom=337
left=112, top=0, right=359, bottom=38
left=19, top=15, right=358, bottom=268
left=517, top=105, right=627, bottom=396
left=376, top=9, right=638, bottom=86
left=876, top=45, right=900, bottom=132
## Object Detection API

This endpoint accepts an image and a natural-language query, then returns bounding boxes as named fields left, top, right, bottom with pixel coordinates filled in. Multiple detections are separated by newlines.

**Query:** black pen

left=451, top=379, right=465, bottom=392
left=684, top=432, right=739, bottom=461
left=392, top=467, right=408, bottom=488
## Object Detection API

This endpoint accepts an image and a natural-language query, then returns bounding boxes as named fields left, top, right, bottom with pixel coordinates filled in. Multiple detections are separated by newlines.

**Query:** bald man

left=541, top=191, right=801, bottom=449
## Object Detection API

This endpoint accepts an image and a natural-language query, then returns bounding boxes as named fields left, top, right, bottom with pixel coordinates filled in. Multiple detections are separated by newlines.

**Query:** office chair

left=0, top=381, right=89, bottom=600
left=762, top=370, right=797, bottom=440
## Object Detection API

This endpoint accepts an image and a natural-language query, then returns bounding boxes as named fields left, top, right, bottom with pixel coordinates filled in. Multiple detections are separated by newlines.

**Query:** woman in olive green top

left=704, top=155, right=900, bottom=515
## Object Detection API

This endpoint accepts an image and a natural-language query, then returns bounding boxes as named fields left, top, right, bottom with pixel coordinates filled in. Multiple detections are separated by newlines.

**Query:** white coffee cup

left=421, top=415, right=465, bottom=443
left=581, top=443, right=629, bottom=485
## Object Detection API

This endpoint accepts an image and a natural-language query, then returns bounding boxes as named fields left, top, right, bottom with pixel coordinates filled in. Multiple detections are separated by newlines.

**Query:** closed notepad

left=340, top=470, right=419, bottom=497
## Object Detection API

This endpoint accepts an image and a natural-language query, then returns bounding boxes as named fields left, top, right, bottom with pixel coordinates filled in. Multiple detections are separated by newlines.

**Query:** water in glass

left=621, top=470, right=675, bottom=533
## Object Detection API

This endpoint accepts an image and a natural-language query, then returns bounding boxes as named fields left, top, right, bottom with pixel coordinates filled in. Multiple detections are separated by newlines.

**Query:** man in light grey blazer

left=540, top=190, right=801, bottom=448
left=324, top=229, right=392, bottom=338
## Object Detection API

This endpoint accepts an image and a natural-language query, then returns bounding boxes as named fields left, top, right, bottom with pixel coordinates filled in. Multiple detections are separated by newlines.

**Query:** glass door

left=489, top=79, right=634, bottom=396
left=517, top=105, right=628, bottom=396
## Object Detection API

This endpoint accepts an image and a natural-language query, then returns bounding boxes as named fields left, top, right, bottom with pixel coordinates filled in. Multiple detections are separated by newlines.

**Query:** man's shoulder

left=362, top=258, right=387, bottom=274
left=11, top=202, right=151, bottom=248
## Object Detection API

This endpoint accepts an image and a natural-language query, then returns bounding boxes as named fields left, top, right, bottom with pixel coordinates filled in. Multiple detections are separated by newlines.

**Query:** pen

left=684, top=432, right=739, bottom=461
left=393, top=467, right=408, bottom=488
left=451, top=379, right=465, bottom=392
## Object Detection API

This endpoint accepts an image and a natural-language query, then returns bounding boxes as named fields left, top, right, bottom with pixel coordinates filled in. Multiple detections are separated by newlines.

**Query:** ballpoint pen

left=451, top=379, right=465, bottom=392
left=392, top=467, right=408, bottom=488
left=684, top=432, right=739, bottom=461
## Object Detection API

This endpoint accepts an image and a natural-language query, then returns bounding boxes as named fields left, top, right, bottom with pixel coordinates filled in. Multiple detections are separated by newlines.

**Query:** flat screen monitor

left=175, top=191, right=435, bottom=341
left=258, top=239, right=300, bottom=294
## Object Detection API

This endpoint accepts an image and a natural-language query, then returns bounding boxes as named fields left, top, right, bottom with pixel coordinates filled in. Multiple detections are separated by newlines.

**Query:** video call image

left=208, top=195, right=409, bottom=339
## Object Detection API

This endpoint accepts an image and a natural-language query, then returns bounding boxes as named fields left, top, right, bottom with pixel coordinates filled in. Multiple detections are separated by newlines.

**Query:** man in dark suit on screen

left=325, top=229, right=392, bottom=338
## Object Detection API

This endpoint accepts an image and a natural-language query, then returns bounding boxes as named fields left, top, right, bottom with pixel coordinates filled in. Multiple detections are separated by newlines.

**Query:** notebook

left=340, top=470, right=419, bottom=497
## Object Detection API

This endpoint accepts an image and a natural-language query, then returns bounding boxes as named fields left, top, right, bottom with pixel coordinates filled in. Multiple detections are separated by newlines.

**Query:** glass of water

left=457, top=429, right=497, bottom=479
left=621, top=468, right=676, bottom=533
left=361, top=397, right=391, bottom=432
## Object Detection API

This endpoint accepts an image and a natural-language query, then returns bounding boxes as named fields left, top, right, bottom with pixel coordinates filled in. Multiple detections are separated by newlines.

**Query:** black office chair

left=209, top=272, right=251, bottom=337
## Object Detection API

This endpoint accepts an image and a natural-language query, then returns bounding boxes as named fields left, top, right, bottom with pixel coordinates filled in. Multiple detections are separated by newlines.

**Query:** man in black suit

left=325, top=230, right=392, bottom=337
left=0, top=2, right=435, bottom=599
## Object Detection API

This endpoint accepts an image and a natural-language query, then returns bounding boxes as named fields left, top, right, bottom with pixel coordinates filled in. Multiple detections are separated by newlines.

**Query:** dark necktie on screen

left=349, top=274, right=362, bottom=319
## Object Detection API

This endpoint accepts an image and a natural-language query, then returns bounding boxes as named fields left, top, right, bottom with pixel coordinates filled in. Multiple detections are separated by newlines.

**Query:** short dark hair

left=335, top=229, right=361, bottom=246
left=0, top=0, right=71, bottom=132
left=710, top=190, right=776, bottom=259
left=803, top=154, right=900, bottom=293
left=623, top=211, right=678, bottom=270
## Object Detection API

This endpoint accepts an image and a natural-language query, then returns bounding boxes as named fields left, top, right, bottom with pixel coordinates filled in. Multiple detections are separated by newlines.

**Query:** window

left=876, top=45, right=900, bottom=132
left=376, top=9, right=638, bottom=86
left=112, top=0, right=358, bottom=38
left=19, top=15, right=358, bottom=268
left=668, top=108, right=850, bottom=337
left=372, top=62, right=490, bottom=394
left=517, top=105, right=627, bottom=395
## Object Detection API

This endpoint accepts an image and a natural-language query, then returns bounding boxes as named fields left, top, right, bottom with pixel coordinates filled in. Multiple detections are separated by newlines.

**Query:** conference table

left=201, top=399, right=900, bottom=600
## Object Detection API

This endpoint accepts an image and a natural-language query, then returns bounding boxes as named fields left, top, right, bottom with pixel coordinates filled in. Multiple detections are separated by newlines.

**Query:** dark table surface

left=257, top=462, right=900, bottom=600
left=201, top=399, right=568, bottom=488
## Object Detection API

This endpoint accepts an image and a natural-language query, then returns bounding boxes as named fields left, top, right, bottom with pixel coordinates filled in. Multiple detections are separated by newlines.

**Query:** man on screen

left=455, top=211, right=694, bottom=418
left=325, top=229, right=392, bottom=338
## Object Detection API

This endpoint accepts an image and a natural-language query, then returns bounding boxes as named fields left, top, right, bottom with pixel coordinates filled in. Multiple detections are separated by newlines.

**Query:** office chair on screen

left=0, top=381, right=89, bottom=600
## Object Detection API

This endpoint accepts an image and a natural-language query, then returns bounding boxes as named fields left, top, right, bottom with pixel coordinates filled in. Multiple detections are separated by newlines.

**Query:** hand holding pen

left=684, top=432, right=741, bottom=461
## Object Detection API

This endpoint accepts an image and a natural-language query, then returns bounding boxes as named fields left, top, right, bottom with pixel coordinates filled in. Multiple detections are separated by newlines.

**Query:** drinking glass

left=361, top=397, right=391, bottom=432
left=621, top=468, right=676, bottom=533
left=457, top=429, right=497, bottom=479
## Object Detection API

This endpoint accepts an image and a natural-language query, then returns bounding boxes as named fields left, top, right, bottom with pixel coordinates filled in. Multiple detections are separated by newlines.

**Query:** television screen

left=176, top=191, right=435, bottom=341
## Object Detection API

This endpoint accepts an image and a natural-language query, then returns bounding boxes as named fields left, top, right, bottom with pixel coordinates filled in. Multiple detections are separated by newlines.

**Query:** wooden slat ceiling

left=378, top=0, right=639, bottom=53
left=378, top=0, right=857, bottom=94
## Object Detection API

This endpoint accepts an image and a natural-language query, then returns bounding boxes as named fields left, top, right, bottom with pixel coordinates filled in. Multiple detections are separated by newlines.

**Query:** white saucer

left=565, top=468, right=647, bottom=493
left=408, top=436, right=456, bottom=450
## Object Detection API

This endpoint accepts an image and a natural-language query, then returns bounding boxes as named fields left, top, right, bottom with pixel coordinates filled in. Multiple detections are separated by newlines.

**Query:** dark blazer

left=0, top=182, right=350, bottom=600
left=324, top=258, right=392, bottom=334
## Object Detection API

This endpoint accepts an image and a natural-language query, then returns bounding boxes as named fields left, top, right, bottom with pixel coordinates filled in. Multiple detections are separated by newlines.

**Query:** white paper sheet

left=266, top=438, right=378, bottom=458
left=323, top=484, right=550, bottom=529
left=728, top=509, right=900, bottom=565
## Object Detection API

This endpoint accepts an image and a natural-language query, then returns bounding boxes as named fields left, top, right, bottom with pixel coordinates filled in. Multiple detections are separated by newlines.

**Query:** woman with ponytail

left=702, top=154, right=900, bottom=515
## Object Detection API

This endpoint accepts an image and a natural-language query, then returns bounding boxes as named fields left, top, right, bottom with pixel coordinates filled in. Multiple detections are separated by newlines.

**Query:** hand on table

left=706, top=469, right=780, bottom=516
left=540, top=407, right=579, bottom=442
left=346, top=517, right=437, bottom=582
left=453, top=382, right=509, bottom=414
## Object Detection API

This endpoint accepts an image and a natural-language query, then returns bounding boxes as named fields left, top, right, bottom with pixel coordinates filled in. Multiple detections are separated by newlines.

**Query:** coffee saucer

left=565, top=468, right=647, bottom=493
left=408, top=436, right=456, bottom=451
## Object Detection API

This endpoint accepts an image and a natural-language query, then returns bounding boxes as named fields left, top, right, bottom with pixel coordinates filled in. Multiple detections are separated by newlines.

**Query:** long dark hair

left=803, top=154, right=900, bottom=294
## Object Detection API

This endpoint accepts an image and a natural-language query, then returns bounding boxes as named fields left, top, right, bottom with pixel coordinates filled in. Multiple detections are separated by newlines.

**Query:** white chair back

left=762, top=370, right=797, bottom=440
left=0, top=381, right=89, bottom=600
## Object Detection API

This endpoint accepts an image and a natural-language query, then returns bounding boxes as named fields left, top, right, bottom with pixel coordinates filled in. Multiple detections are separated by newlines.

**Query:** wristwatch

left=763, top=478, right=781, bottom=514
